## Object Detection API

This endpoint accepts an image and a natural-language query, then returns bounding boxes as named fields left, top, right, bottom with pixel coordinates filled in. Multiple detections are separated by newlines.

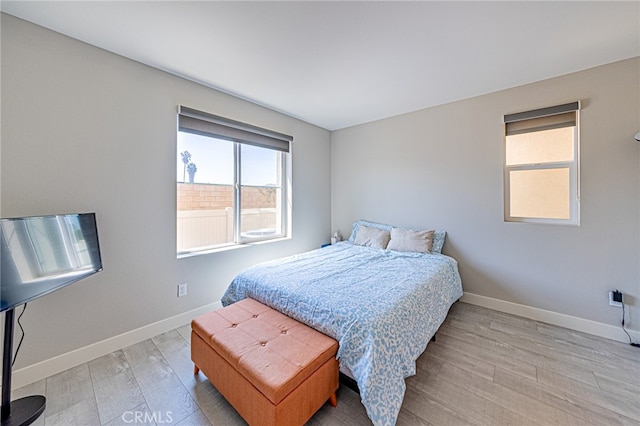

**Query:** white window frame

left=232, top=142, right=289, bottom=245
left=177, top=106, right=292, bottom=257
left=503, top=102, right=581, bottom=225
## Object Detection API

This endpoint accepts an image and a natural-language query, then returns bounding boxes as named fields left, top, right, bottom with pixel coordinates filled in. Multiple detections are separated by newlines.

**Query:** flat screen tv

left=1, top=212, right=102, bottom=425
left=1, top=213, right=102, bottom=312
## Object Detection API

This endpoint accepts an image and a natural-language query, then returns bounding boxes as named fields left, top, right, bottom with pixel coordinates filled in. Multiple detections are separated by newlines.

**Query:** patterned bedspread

left=221, top=242, right=463, bottom=426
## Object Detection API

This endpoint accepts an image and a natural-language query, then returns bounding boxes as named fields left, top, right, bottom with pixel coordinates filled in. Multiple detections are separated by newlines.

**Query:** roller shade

left=178, top=106, right=292, bottom=153
left=505, top=101, right=580, bottom=136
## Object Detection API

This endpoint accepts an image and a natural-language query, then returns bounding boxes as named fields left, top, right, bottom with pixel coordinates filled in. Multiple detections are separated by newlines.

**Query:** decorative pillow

left=348, top=220, right=446, bottom=253
left=348, top=220, right=393, bottom=242
left=353, top=225, right=391, bottom=249
left=432, top=231, right=446, bottom=254
left=387, top=228, right=435, bottom=253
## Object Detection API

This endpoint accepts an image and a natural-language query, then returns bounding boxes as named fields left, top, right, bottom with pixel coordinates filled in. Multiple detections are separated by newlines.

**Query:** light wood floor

left=12, top=301, right=640, bottom=425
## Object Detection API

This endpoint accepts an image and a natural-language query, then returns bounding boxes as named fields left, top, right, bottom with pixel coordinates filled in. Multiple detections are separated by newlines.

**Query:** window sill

left=504, top=217, right=579, bottom=226
left=177, top=236, right=291, bottom=259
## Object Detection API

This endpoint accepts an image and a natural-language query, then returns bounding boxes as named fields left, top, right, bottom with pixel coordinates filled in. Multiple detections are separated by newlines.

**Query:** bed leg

left=431, top=333, right=436, bottom=343
left=329, top=393, right=337, bottom=407
left=193, top=365, right=200, bottom=375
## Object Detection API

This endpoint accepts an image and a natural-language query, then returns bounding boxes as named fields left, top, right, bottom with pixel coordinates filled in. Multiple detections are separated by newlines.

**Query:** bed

left=221, top=221, right=463, bottom=426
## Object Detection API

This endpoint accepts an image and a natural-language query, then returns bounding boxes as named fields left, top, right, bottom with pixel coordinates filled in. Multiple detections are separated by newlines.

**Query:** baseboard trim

left=10, top=301, right=222, bottom=390
left=460, top=292, right=640, bottom=344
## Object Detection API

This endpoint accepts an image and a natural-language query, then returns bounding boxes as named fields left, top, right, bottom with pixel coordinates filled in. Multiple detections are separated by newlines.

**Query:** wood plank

left=88, top=350, right=131, bottom=384
left=123, top=338, right=199, bottom=425
left=594, top=371, right=640, bottom=398
left=176, top=323, right=192, bottom=341
left=406, top=365, right=539, bottom=426
left=435, top=324, right=539, bottom=380
left=490, top=319, right=640, bottom=375
left=189, top=380, right=246, bottom=426
left=450, top=302, right=539, bottom=329
left=316, top=387, right=372, bottom=426
left=444, top=318, right=601, bottom=386
left=401, top=383, right=482, bottom=426
left=437, top=362, right=587, bottom=426
left=102, top=402, right=155, bottom=426
left=494, top=367, right=637, bottom=426
left=152, top=329, right=207, bottom=398
left=91, top=368, right=145, bottom=424
left=43, top=396, right=100, bottom=426
left=537, top=367, right=640, bottom=421
left=121, top=338, right=167, bottom=372
left=395, top=408, right=434, bottom=426
left=536, top=322, right=640, bottom=362
left=421, top=340, right=496, bottom=381
left=131, top=361, right=199, bottom=424
left=152, top=329, right=189, bottom=356
left=415, top=351, right=444, bottom=376
left=174, top=409, right=213, bottom=426
left=44, top=363, right=94, bottom=417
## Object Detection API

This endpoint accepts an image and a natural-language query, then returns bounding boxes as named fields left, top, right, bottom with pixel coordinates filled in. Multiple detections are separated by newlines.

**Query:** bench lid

left=192, top=298, right=338, bottom=404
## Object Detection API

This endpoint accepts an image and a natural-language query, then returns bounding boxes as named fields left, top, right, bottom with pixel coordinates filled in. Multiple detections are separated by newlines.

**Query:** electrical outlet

left=609, top=290, right=622, bottom=308
left=178, top=283, right=188, bottom=298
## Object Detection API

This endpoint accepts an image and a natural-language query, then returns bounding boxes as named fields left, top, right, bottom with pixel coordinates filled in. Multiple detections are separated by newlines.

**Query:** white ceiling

left=2, top=1, right=639, bottom=131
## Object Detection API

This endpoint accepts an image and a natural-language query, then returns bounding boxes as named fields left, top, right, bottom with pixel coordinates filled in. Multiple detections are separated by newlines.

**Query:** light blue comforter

left=221, top=242, right=463, bottom=426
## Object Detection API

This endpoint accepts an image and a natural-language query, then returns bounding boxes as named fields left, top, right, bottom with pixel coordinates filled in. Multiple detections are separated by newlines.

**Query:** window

left=503, top=101, right=580, bottom=225
left=176, top=106, right=292, bottom=255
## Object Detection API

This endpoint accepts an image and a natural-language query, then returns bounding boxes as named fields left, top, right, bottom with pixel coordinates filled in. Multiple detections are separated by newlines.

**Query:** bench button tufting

left=191, top=298, right=339, bottom=424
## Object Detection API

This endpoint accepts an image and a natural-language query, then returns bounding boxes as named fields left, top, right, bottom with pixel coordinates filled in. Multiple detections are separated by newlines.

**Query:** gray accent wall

left=1, top=14, right=331, bottom=368
left=332, top=57, right=640, bottom=336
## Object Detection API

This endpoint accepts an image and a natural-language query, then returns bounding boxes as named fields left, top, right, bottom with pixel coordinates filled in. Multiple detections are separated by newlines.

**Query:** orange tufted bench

left=191, top=298, right=339, bottom=426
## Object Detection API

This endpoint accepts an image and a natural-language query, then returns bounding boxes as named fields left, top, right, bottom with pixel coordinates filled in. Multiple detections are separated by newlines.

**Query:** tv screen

left=1, top=213, right=102, bottom=312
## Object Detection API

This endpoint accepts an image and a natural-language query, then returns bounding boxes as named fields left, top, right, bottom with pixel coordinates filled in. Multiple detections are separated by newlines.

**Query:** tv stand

left=1, top=308, right=46, bottom=426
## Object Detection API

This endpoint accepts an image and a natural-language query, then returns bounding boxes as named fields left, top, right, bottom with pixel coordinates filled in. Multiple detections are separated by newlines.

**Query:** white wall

left=332, top=58, right=640, bottom=340
left=1, top=14, right=331, bottom=370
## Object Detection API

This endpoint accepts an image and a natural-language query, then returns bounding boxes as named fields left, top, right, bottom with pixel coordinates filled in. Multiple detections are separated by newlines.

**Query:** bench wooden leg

left=194, top=365, right=200, bottom=375
left=329, top=392, right=337, bottom=407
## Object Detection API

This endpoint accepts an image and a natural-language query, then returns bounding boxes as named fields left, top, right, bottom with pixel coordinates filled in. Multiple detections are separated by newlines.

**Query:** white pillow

left=348, top=220, right=393, bottom=242
left=353, top=225, right=391, bottom=249
left=387, top=228, right=434, bottom=253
